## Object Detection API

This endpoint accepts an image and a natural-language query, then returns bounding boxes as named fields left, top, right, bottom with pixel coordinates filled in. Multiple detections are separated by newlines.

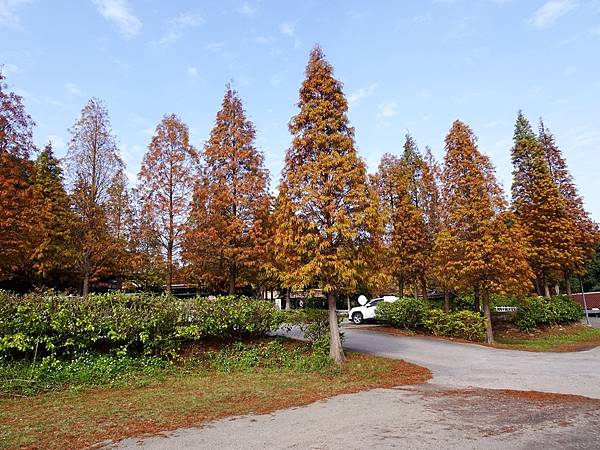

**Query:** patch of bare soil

left=421, top=387, right=600, bottom=438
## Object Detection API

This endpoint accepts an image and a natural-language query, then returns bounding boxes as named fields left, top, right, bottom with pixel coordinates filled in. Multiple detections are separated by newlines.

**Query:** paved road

left=344, top=327, right=600, bottom=399
left=113, top=328, right=600, bottom=449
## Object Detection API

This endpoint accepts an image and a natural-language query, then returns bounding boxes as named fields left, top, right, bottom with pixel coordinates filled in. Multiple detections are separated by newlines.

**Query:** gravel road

left=113, top=327, right=600, bottom=449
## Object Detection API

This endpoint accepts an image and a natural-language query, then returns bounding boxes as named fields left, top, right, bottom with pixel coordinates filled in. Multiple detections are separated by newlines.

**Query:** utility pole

left=579, top=276, right=590, bottom=326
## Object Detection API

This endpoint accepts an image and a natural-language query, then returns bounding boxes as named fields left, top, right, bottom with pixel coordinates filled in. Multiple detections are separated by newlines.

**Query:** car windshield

left=368, top=299, right=382, bottom=306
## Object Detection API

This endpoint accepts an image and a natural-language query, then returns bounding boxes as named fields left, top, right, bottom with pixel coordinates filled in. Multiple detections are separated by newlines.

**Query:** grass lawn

left=493, top=323, right=600, bottom=352
left=0, top=340, right=430, bottom=450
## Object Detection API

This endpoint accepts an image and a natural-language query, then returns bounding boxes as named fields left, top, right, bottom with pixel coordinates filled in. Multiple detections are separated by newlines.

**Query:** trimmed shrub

left=423, top=309, right=486, bottom=342
left=0, top=291, right=282, bottom=360
left=515, top=295, right=584, bottom=331
left=375, top=298, right=428, bottom=330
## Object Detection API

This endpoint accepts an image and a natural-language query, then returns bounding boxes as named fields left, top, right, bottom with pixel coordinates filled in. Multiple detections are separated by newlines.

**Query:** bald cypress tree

left=438, top=120, right=531, bottom=343
left=538, top=121, right=599, bottom=294
left=511, top=112, right=572, bottom=297
left=31, top=143, right=75, bottom=284
left=186, top=85, right=270, bottom=295
left=275, top=46, right=379, bottom=364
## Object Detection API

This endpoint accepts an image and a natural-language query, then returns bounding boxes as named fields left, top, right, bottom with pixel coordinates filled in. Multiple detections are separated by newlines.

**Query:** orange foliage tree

left=0, top=70, right=37, bottom=282
left=511, top=112, right=572, bottom=297
left=275, top=46, right=380, bottom=363
left=185, top=86, right=270, bottom=295
left=437, top=120, right=532, bottom=343
left=138, top=114, right=198, bottom=293
left=538, top=120, right=599, bottom=294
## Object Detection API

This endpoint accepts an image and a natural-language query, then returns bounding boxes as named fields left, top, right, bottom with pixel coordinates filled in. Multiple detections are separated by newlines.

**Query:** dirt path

left=114, top=385, right=600, bottom=449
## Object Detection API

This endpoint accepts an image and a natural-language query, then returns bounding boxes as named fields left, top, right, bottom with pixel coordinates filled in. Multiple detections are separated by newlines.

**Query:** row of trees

left=1, top=47, right=598, bottom=359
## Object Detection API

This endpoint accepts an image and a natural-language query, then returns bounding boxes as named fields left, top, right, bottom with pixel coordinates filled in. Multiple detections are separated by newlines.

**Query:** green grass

left=495, top=326, right=600, bottom=351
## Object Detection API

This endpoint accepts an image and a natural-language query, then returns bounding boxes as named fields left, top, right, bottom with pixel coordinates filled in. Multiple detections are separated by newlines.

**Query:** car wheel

left=352, top=312, right=364, bottom=324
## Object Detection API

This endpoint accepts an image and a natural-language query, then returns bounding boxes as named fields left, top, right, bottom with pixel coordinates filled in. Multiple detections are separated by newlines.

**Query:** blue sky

left=1, top=0, right=599, bottom=220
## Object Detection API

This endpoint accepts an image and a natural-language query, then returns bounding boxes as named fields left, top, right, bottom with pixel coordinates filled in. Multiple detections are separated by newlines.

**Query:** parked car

left=348, top=295, right=398, bottom=324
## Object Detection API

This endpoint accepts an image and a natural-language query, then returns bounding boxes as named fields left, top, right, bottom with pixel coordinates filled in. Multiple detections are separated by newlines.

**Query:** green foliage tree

left=511, top=112, right=572, bottom=297
left=31, top=143, right=75, bottom=284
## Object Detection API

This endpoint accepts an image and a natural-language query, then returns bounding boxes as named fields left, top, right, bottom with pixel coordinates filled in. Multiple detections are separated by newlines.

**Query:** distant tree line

left=1, top=47, right=598, bottom=355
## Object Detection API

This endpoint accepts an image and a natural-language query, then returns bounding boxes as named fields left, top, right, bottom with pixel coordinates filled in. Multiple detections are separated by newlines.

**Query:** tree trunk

left=285, top=288, right=291, bottom=310
left=421, top=277, right=428, bottom=303
left=473, top=285, right=480, bottom=312
left=82, top=270, right=90, bottom=296
left=398, top=279, right=404, bottom=298
left=347, top=295, right=351, bottom=313
left=228, top=269, right=236, bottom=296
left=554, top=284, right=560, bottom=296
left=444, top=288, right=450, bottom=313
left=565, top=275, right=572, bottom=296
left=482, top=290, right=494, bottom=344
left=535, top=277, right=541, bottom=296
left=166, top=239, right=173, bottom=294
left=327, top=292, right=345, bottom=365
left=543, top=274, right=550, bottom=298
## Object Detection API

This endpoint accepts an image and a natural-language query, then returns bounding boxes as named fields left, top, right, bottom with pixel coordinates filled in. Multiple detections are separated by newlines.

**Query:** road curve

left=344, top=327, right=600, bottom=399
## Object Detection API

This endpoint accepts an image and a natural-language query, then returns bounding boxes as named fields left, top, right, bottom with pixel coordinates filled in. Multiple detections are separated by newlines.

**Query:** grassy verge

left=493, top=324, right=600, bottom=352
left=0, top=339, right=430, bottom=449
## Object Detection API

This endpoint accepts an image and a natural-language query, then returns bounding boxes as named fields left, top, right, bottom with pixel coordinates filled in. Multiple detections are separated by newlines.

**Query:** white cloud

left=205, top=41, right=224, bottom=52
left=92, top=0, right=141, bottom=38
left=47, top=134, right=66, bottom=150
left=348, top=83, right=378, bottom=106
left=252, top=36, right=272, bottom=44
left=187, top=67, right=198, bottom=77
left=530, top=0, right=576, bottom=29
left=0, top=0, right=32, bottom=28
left=270, top=74, right=283, bottom=86
left=65, top=82, right=82, bottom=97
left=279, top=22, right=294, bottom=37
left=236, top=2, right=257, bottom=16
left=564, top=64, right=577, bottom=75
left=171, top=12, right=203, bottom=28
left=1, top=62, right=20, bottom=75
left=377, top=101, right=398, bottom=118
left=157, top=12, right=203, bottom=46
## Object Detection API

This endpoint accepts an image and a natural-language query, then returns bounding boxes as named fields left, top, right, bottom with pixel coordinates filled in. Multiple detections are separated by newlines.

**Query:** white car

left=348, top=295, right=398, bottom=324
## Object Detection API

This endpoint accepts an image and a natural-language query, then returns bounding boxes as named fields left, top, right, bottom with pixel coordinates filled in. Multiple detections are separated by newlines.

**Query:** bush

left=515, top=295, right=584, bottom=331
left=0, top=291, right=282, bottom=360
left=375, top=298, right=428, bottom=330
left=423, top=309, right=486, bottom=342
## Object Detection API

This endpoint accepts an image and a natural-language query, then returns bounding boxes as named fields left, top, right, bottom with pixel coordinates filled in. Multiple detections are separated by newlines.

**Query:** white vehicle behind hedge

left=348, top=295, right=399, bottom=324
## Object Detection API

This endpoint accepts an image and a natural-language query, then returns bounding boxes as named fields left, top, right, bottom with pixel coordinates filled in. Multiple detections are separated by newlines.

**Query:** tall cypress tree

left=31, top=143, right=75, bottom=285
left=511, top=112, right=571, bottom=296
left=275, top=46, right=379, bottom=364
left=185, top=85, right=270, bottom=295
left=538, top=120, right=599, bottom=293
left=438, top=120, right=531, bottom=343
left=0, top=70, right=37, bottom=284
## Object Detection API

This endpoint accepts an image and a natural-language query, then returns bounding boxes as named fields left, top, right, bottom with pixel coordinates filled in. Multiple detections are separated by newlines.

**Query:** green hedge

left=375, top=298, right=429, bottom=329
left=374, top=297, right=485, bottom=341
left=0, top=291, right=282, bottom=360
left=515, top=295, right=584, bottom=332
left=423, top=309, right=486, bottom=342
